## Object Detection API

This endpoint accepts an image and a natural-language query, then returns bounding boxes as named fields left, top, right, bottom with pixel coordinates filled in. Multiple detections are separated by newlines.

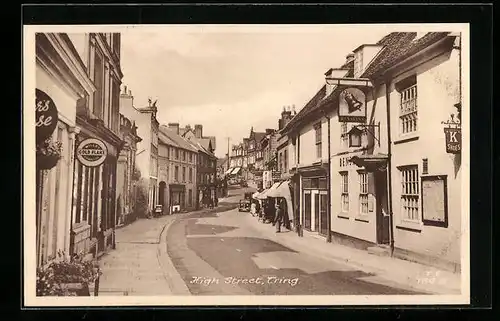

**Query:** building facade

left=119, top=88, right=160, bottom=215
left=116, top=114, right=142, bottom=226
left=35, top=33, right=96, bottom=266
left=68, top=32, right=124, bottom=258
left=282, top=32, right=463, bottom=273
left=158, top=125, right=198, bottom=213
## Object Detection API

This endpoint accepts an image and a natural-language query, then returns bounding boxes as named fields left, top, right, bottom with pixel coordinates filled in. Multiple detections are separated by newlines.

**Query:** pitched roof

left=280, top=84, right=328, bottom=134
left=158, top=129, right=179, bottom=147
left=281, top=32, right=451, bottom=134
left=159, top=125, right=198, bottom=153
left=253, top=132, right=266, bottom=143
left=205, top=136, right=216, bottom=150
left=362, top=32, right=450, bottom=78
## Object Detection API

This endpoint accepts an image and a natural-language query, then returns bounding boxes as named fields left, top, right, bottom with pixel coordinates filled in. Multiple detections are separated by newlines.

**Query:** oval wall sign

left=36, top=89, right=59, bottom=144
left=76, top=138, right=108, bottom=167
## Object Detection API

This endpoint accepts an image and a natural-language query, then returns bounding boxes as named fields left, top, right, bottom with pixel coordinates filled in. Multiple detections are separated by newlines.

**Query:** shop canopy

left=230, top=167, right=242, bottom=175
left=225, top=168, right=233, bottom=175
left=266, top=180, right=291, bottom=199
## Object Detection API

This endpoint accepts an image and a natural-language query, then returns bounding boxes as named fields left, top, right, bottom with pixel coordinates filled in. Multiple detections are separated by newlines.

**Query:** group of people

left=250, top=197, right=290, bottom=233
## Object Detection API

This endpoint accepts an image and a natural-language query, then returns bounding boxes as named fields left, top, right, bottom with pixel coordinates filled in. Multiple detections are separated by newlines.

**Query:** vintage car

left=238, top=199, right=251, bottom=212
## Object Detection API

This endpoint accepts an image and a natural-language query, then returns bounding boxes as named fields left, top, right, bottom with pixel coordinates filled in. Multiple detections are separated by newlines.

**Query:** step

left=367, top=245, right=391, bottom=257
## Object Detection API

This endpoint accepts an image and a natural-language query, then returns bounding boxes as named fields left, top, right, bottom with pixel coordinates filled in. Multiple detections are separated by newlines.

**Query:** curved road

left=164, top=187, right=422, bottom=295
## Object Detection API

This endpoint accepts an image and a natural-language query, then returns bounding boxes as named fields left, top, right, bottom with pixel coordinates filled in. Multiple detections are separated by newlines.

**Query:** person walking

left=274, top=201, right=284, bottom=233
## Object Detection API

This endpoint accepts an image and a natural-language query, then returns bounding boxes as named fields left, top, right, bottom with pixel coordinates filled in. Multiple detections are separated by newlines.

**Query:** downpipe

left=385, top=77, right=396, bottom=257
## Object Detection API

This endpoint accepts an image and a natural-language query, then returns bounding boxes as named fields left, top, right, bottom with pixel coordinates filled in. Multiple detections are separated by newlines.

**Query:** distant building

left=158, top=125, right=198, bottom=213
left=120, top=88, right=160, bottom=215
left=116, top=114, right=142, bottom=226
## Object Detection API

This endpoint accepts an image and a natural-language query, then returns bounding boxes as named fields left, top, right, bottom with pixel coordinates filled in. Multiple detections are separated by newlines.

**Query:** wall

left=66, top=33, right=89, bottom=69
left=388, top=44, right=461, bottom=265
left=36, top=56, right=78, bottom=264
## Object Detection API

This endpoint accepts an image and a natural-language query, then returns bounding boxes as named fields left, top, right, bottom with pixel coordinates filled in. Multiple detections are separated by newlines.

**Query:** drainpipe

left=385, top=77, right=395, bottom=256
left=325, top=113, right=332, bottom=243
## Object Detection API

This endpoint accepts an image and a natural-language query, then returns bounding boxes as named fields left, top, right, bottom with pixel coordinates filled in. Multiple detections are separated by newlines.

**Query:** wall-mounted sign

left=76, top=138, right=108, bottom=167
left=36, top=89, right=59, bottom=144
left=421, top=175, right=448, bottom=228
left=338, top=87, right=367, bottom=123
left=444, top=127, right=461, bottom=154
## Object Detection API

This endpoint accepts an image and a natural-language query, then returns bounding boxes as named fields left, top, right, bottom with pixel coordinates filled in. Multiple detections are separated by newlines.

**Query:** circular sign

left=36, top=89, right=59, bottom=144
left=76, top=138, right=108, bottom=167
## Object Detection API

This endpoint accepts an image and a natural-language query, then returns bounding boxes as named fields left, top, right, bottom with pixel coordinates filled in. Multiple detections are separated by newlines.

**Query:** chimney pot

left=124, top=85, right=128, bottom=94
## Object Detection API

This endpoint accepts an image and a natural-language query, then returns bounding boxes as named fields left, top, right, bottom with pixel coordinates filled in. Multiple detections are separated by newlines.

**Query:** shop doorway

left=375, top=170, right=390, bottom=244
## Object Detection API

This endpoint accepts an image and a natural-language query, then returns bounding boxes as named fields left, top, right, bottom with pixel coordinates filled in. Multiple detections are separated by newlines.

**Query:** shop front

left=299, top=165, right=329, bottom=236
left=70, top=117, right=123, bottom=259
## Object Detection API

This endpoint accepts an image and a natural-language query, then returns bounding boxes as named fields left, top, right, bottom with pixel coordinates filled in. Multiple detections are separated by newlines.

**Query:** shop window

left=340, top=171, right=349, bottom=212
left=359, top=172, right=369, bottom=215
left=302, top=178, right=312, bottom=189
left=400, top=165, right=420, bottom=222
left=398, top=76, right=418, bottom=135
left=319, top=177, right=327, bottom=189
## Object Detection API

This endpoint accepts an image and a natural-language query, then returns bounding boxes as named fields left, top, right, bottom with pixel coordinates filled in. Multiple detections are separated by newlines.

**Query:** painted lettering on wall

left=36, top=89, right=59, bottom=144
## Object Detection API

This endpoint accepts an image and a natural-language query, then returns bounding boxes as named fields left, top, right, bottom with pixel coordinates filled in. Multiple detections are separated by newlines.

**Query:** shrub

left=36, top=251, right=101, bottom=296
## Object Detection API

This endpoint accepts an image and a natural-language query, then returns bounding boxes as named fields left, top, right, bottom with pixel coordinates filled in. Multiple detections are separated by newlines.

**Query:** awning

left=230, top=167, right=241, bottom=175
left=254, top=188, right=270, bottom=200
left=225, top=168, right=233, bottom=175
left=266, top=180, right=291, bottom=199
left=349, top=153, right=388, bottom=172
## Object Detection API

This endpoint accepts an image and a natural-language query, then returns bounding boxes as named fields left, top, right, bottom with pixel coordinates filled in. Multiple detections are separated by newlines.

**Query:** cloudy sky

left=119, top=25, right=396, bottom=157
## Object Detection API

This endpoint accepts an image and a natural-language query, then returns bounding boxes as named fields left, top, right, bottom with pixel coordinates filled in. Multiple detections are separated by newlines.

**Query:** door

left=375, top=170, right=390, bottom=244
left=303, top=191, right=311, bottom=230
left=313, top=190, right=319, bottom=232
left=319, top=191, right=329, bottom=235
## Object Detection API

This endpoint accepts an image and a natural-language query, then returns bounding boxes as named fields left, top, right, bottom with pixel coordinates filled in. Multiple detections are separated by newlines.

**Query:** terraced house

left=158, top=124, right=198, bottom=213
left=281, top=32, right=463, bottom=273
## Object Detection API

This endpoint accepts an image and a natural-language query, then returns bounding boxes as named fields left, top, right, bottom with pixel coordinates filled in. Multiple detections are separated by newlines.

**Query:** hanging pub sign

left=36, top=89, right=59, bottom=144
left=338, top=87, right=367, bottom=123
left=444, top=127, right=461, bottom=154
left=76, top=138, right=108, bottom=167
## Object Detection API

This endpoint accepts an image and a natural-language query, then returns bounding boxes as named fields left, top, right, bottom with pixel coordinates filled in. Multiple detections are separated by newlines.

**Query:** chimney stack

left=194, top=124, right=203, bottom=139
left=124, top=85, right=127, bottom=94
left=168, top=123, right=180, bottom=135
left=346, top=53, right=355, bottom=65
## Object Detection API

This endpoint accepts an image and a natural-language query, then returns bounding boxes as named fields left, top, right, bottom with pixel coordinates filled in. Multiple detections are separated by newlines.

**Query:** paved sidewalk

left=243, top=214, right=462, bottom=295
left=97, top=214, right=184, bottom=296
left=97, top=204, right=239, bottom=296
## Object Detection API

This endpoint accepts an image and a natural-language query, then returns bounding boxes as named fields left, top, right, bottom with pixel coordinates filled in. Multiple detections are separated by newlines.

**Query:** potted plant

left=36, top=251, right=101, bottom=296
left=36, top=139, right=62, bottom=170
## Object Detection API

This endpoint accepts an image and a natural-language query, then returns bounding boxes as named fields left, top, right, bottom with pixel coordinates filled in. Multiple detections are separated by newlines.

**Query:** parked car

left=239, top=199, right=251, bottom=212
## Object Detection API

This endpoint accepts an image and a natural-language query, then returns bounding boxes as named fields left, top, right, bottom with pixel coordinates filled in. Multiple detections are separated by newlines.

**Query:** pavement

left=97, top=186, right=461, bottom=296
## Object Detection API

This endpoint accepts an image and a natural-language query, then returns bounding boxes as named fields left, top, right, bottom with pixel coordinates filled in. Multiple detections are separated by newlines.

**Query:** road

left=165, top=186, right=423, bottom=295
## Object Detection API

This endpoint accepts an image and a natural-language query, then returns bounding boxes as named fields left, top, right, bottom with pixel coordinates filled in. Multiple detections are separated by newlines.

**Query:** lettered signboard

left=338, top=87, right=367, bottom=123
left=76, top=138, right=108, bottom=167
left=444, top=127, right=461, bottom=154
left=36, top=89, right=59, bottom=144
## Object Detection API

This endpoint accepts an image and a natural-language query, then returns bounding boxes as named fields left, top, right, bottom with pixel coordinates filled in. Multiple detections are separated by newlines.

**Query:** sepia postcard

left=23, top=23, right=470, bottom=307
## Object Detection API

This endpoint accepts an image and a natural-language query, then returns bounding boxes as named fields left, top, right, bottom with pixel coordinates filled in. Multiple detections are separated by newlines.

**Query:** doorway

left=303, top=191, right=311, bottom=230
left=375, top=170, right=390, bottom=244
left=159, top=181, right=166, bottom=213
